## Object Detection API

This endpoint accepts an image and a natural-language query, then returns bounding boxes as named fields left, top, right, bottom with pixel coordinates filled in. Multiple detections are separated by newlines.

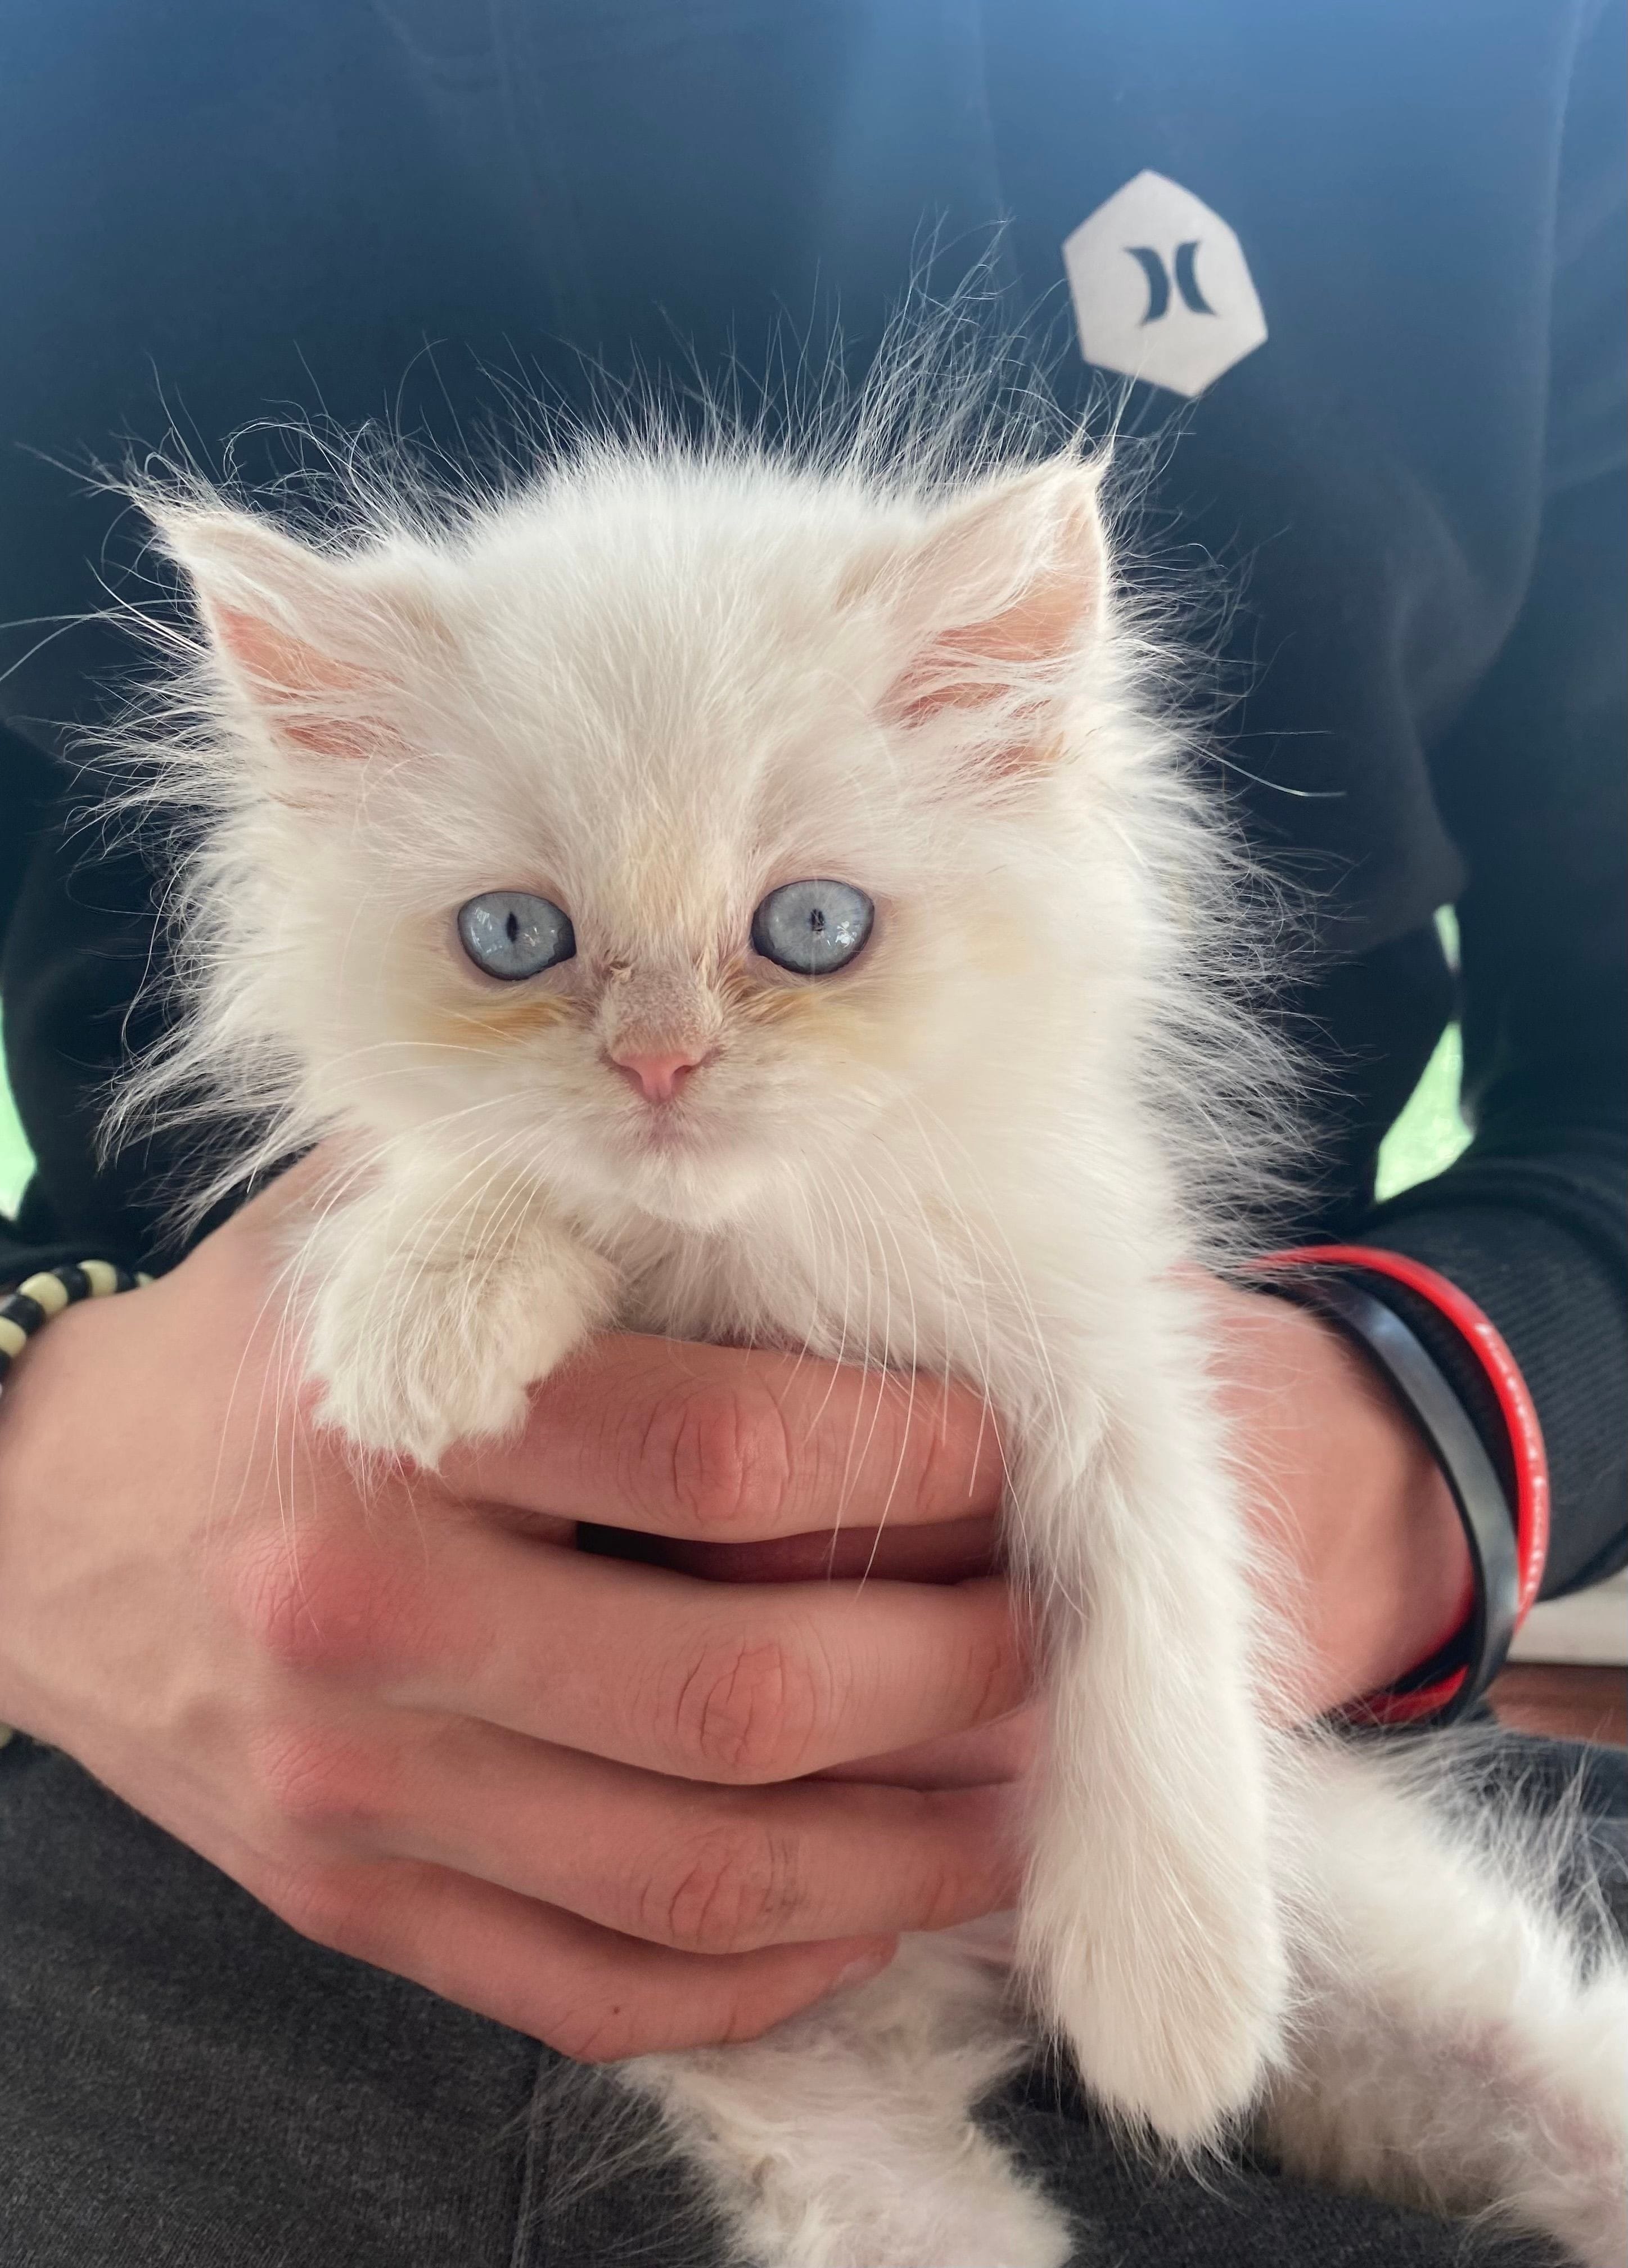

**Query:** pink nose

left=610, top=1047, right=707, bottom=1104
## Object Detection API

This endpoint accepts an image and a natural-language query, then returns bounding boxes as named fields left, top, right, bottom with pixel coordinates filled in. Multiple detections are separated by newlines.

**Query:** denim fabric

left=1, top=1729, right=1618, bottom=2266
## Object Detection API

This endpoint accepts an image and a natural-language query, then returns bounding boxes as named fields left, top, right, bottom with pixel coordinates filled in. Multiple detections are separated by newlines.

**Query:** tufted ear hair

left=865, top=457, right=1108, bottom=758
left=151, top=502, right=445, bottom=765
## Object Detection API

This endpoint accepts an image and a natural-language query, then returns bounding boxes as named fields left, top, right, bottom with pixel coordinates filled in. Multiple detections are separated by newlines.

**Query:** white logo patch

left=1063, top=170, right=1267, bottom=398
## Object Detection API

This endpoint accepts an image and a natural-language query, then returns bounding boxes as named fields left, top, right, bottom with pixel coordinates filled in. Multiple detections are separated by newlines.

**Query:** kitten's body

left=118, top=406, right=1625, bottom=2267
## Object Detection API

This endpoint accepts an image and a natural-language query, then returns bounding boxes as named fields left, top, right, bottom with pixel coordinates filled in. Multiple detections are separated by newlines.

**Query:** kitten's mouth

left=603, top=1104, right=754, bottom=1225
left=614, top=1087, right=721, bottom=1159
left=587, top=1059, right=762, bottom=1191
left=565, top=1083, right=769, bottom=1226
left=618, top=1099, right=768, bottom=1194
left=628, top=1106, right=701, bottom=1154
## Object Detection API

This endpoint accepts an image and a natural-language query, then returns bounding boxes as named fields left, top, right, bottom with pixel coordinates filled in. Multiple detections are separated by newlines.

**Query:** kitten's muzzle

left=597, top=962, right=723, bottom=1105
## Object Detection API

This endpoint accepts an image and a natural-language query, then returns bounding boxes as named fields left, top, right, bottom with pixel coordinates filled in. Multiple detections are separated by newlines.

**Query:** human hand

left=665, top=1275, right=1473, bottom=1791
left=0, top=1185, right=1464, bottom=2061
left=0, top=1159, right=1028, bottom=2062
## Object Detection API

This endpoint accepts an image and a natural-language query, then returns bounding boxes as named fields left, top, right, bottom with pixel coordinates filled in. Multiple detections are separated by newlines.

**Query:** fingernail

left=828, top=1943, right=895, bottom=1996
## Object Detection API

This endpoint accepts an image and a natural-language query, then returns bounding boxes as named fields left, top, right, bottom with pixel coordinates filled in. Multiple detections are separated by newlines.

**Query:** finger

left=382, top=1529, right=1029, bottom=1782
left=371, top=1716, right=1022, bottom=1952
left=256, top=1850, right=895, bottom=2061
left=439, top=1334, right=1004, bottom=1542
left=813, top=1706, right=1041, bottom=1791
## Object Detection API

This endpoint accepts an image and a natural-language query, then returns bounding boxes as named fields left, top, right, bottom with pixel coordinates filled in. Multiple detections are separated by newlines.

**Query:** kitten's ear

left=151, top=503, right=440, bottom=764
left=866, top=458, right=1107, bottom=754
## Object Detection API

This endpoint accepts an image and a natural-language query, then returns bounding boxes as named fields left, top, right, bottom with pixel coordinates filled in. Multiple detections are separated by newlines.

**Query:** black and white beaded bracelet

left=0, top=1261, right=149, bottom=1392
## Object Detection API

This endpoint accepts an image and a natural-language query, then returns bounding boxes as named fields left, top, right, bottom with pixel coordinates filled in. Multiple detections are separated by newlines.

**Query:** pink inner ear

left=886, top=568, right=1096, bottom=730
left=877, top=465, right=1105, bottom=767
left=215, top=604, right=381, bottom=760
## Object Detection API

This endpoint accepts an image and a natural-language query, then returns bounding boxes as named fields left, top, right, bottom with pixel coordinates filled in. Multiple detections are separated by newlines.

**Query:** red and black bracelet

left=1247, top=1245, right=1548, bottom=1729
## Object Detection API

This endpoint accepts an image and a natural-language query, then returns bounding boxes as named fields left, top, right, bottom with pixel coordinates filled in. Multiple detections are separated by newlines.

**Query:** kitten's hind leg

left=626, top=1932, right=1074, bottom=2268
left=1262, top=1736, right=1628, bottom=2268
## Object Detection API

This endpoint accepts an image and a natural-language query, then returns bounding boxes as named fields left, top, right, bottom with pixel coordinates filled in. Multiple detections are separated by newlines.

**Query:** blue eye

left=457, top=890, right=576, bottom=980
left=751, top=879, right=874, bottom=976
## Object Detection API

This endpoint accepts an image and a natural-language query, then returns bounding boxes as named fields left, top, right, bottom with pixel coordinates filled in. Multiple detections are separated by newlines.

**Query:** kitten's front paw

left=304, top=1242, right=592, bottom=1468
left=1053, top=1930, right=1284, bottom=2148
left=1030, top=1834, right=1287, bottom=2147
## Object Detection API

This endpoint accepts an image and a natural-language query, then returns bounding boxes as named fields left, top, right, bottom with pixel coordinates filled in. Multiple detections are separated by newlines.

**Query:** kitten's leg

left=626, top=1931, right=1072, bottom=2268
left=294, top=1153, right=615, bottom=1465
left=1262, top=1738, right=1627, bottom=2267
left=1012, top=1347, right=1288, bottom=2145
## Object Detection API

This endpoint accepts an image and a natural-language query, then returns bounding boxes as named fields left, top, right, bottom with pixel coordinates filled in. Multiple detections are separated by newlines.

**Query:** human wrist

left=0, top=1286, right=121, bottom=1739
left=1208, top=1280, right=1471, bottom=1719
left=1247, top=1247, right=1546, bottom=1726
left=1310, top=1312, right=1474, bottom=1703
left=0, top=1256, right=177, bottom=1752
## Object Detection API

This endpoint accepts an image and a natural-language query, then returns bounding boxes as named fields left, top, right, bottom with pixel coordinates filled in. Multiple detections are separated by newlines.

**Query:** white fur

left=1264, top=1737, right=1628, bottom=2266
left=111, top=389, right=1625, bottom=2266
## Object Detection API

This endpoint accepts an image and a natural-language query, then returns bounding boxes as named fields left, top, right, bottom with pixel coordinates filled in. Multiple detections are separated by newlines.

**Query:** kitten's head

left=146, top=445, right=1166, bottom=1233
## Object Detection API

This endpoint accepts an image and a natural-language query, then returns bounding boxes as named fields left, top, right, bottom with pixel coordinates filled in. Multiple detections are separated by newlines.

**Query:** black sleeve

left=0, top=724, right=155, bottom=1290
left=0, top=730, right=75, bottom=1287
left=1360, top=0, right=1627, bottom=1598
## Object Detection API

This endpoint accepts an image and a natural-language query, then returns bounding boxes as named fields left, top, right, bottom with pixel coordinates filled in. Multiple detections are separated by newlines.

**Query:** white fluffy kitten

left=118, top=406, right=1624, bottom=2267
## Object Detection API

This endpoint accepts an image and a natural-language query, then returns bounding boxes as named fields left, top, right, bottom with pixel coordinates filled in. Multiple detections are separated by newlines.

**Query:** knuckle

left=642, top=1383, right=794, bottom=1534
left=644, top=1822, right=805, bottom=1955
left=228, top=1531, right=417, bottom=1678
left=669, top=1635, right=827, bottom=1783
left=252, top=1723, right=390, bottom=1843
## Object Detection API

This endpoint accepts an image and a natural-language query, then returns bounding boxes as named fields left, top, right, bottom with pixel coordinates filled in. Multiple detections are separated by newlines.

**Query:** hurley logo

left=1063, top=171, right=1267, bottom=398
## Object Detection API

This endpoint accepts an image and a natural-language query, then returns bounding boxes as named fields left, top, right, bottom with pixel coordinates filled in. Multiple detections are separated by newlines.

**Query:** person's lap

left=2, top=1730, right=1617, bottom=2267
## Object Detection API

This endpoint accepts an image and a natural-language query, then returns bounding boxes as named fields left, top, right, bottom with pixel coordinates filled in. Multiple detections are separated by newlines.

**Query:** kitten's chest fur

left=544, top=1100, right=1144, bottom=1475
left=602, top=1176, right=985, bottom=1382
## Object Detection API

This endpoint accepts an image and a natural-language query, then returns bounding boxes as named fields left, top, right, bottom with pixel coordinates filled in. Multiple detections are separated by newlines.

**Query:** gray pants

left=2, top=1730, right=1619, bottom=2267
